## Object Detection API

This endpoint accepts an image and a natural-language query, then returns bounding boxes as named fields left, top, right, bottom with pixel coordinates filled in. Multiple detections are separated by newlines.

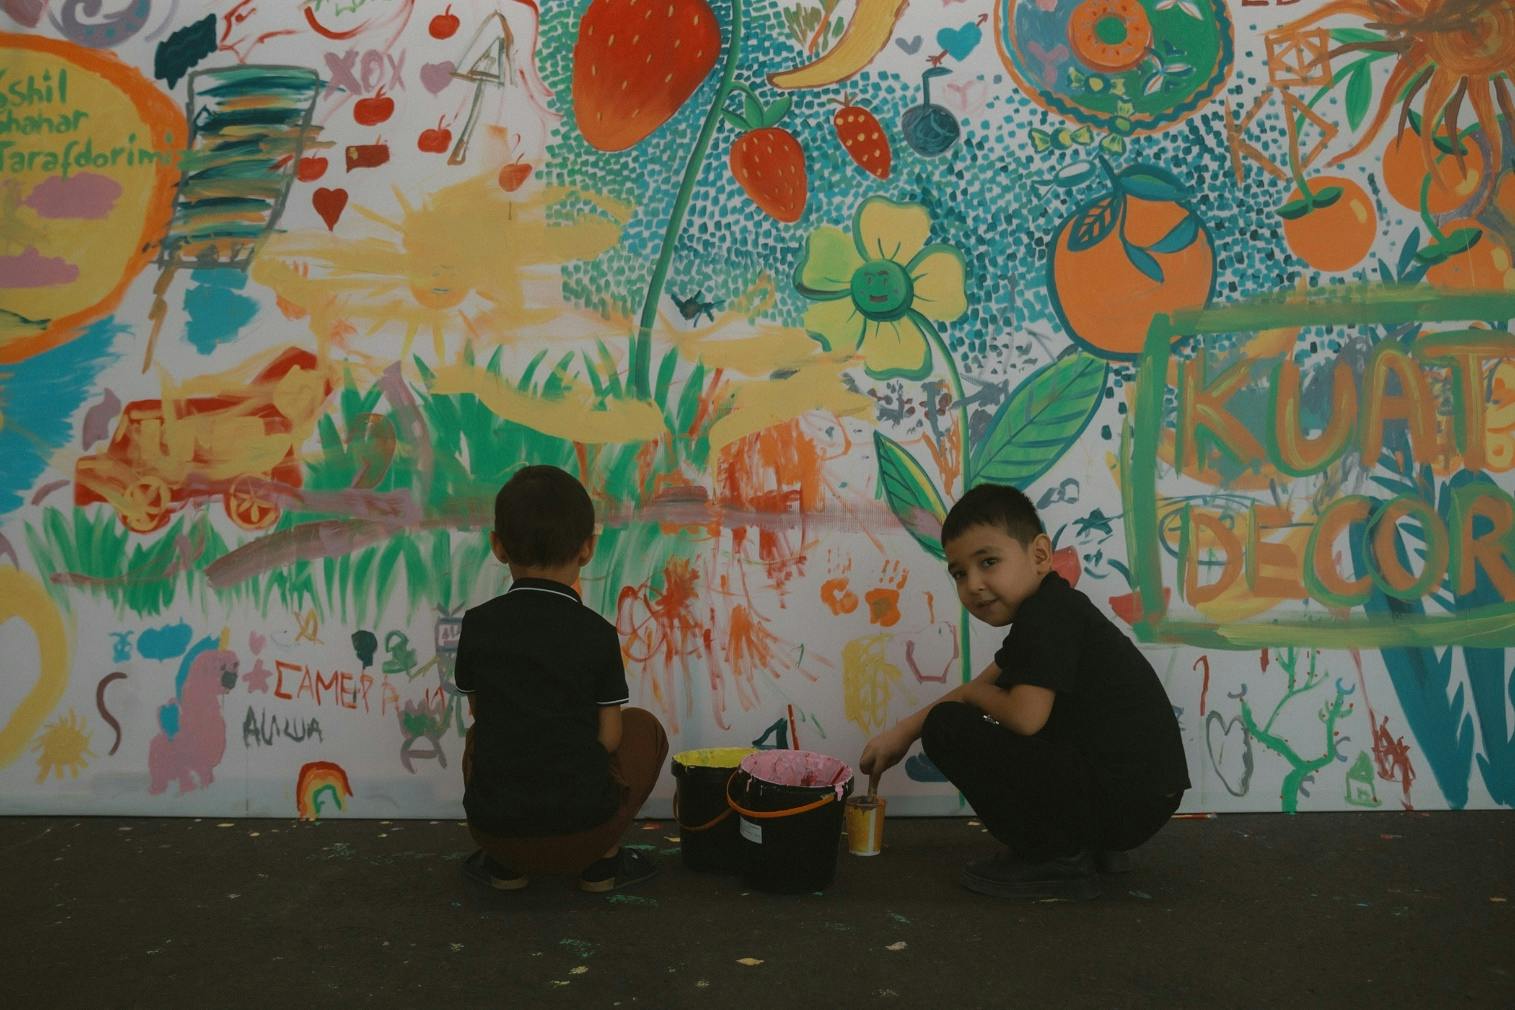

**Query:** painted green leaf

left=1147, top=212, right=1198, bottom=255
left=1118, top=165, right=1186, bottom=202
left=873, top=431, right=947, bottom=560
left=1345, top=65, right=1372, bottom=131
left=1068, top=194, right=1122, bottom=251
left=1330, top=27, right=1384, bottom=44
left=1275, top=197, right=1312, bottom=220
left=970, top=350, right=1108, bottom=489
left=1123, top=238, right=1164, bottom=283
left=1312, top=185, right=1344, bottom=209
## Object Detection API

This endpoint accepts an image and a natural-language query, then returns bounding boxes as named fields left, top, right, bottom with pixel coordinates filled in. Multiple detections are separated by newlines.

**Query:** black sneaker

left=461, top=849, right=528, bottom=891
left=959, top=848, right=1101, bottom=900
left=1096, top=849, right=1132, bottom=874
left=579, top=847, right=659, bottom=893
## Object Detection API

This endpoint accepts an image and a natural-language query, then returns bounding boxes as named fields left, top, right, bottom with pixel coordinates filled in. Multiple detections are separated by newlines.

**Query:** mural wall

left=1, top=0, right=1512, bottom=819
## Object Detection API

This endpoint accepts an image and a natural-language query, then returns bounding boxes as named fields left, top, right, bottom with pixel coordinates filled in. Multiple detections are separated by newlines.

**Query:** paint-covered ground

left=5, top=813, right=1512, bottom=1008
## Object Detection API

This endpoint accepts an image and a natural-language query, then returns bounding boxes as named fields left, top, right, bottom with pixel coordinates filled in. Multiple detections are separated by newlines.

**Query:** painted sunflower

left=794, top=197, right=968, bottom=380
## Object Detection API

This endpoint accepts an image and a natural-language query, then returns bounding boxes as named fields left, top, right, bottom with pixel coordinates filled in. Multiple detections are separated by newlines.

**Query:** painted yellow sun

left=32, top=708, right=94, bottom=783
left=250, top=175, right=629, bottom=362
left=1279, top=0, right=1515, bottom=174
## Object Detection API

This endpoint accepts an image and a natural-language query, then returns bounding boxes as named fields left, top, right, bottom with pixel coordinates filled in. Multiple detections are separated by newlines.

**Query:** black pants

left=922, top=701, right=1181, bottom=862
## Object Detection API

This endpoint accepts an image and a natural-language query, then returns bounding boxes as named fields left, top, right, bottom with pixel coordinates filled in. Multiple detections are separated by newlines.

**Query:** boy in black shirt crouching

left=859, top=483, right=1189, bottom=899
left=457, top=465, right=668, bottom=892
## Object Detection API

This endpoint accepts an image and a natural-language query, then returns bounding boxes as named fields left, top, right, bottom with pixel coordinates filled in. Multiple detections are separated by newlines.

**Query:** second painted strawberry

left=725, top=85, right=807, bottom=223
left=833, top=97, right=891, bottom=179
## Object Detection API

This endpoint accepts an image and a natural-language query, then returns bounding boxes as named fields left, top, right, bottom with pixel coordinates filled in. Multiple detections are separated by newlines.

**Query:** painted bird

left=672, top=290, right=719, bottom=325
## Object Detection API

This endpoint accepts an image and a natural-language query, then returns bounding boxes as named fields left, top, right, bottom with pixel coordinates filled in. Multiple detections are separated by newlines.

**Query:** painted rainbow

left=295, top=761, right=353, bottom=821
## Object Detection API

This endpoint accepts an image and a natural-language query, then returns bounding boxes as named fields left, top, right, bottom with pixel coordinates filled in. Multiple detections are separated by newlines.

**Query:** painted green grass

left=29, top=343, right=728, bottom=626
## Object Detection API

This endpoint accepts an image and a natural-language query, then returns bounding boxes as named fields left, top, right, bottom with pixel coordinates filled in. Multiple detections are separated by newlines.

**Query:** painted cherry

left=429, top=4, right=459, bottom=39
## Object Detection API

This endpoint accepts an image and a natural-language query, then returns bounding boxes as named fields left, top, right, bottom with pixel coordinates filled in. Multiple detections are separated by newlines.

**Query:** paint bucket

left=845, top=795, right=886, bottom=856
left=727, top=750, right=854, bottom=893
left=671, top=747, right=755, bottom=873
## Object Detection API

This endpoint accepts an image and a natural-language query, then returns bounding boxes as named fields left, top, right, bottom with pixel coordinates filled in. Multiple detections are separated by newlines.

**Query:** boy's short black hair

left=494, top=465, right=596, bottom=566
left=940, top=483, right=1045, bottom=547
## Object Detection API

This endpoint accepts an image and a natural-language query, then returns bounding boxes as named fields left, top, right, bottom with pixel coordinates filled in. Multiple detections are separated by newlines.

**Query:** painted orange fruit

left=1426, top=219, right=1515, bottom=290
left=1049, top=162, right=1215, bottom=359
left=1280, top=176, right=1377, bottom=273
left=1381, top=127, right=1483, bottom=214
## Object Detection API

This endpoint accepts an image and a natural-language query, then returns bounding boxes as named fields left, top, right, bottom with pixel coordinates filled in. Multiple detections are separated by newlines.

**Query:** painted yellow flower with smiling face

left=794, top=196, right=968, bottom=380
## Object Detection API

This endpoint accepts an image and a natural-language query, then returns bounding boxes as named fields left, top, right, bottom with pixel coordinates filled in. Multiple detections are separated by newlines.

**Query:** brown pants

left=463, top=707, right=669, bottom=875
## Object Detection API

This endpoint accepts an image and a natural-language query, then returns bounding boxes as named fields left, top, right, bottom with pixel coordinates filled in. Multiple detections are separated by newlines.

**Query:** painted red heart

left=313, top=187, right=348, bottom=231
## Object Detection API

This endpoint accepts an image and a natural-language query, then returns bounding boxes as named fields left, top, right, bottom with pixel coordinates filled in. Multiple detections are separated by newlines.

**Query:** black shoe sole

left=959, top=870, right=1102, bottom=900
left=460, top=852, right=528, bottom=891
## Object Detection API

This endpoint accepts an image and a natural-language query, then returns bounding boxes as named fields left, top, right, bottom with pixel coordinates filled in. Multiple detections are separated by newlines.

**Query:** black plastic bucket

left=727, top=750, right=855, bottom=893
left=671, top=747, right=755, bottom=873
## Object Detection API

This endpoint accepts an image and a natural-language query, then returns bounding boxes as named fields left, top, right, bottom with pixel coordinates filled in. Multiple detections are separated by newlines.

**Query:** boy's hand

left=859, top=724, right=912, bottom=781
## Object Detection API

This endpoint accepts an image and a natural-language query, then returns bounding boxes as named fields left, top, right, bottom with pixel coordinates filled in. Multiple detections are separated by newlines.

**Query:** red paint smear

left=304, top=5, right=370, bottom=39
left=716, top=420, right=824, bottom=594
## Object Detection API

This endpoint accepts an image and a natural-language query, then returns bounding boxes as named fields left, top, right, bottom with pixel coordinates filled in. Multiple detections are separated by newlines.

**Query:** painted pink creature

left=148, top=649, right=240, bottom=795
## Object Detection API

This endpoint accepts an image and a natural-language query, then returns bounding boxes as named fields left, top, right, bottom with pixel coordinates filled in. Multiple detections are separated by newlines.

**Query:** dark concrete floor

left=4, top=812, right=1512, bottom=1009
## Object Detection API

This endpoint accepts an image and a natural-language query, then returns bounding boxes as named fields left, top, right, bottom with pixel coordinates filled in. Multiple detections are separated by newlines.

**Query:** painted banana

left=768, top=0, right=910, bottom=91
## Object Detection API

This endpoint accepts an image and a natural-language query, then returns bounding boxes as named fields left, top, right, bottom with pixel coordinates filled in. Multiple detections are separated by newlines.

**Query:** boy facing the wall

left=456, top=465, right=668, bottom=892
left=859, top=483, right=1189, bottom=899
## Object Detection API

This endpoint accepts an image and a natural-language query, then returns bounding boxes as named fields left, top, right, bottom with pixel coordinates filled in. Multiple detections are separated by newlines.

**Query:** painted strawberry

left=724, top=85, right=807, bottom=223
left=572, top=0, right=721, bottom=152
left=833, top=96, right=891, bottom=179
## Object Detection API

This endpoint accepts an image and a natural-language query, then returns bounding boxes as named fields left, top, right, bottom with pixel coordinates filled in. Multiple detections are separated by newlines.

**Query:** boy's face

left=944, top=523, right=1053, bottom=627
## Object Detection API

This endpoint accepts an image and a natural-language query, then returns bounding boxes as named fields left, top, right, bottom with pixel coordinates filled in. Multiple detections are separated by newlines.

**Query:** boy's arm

left=896, top=658, right=1003, bottom=741
left=597, top=704, right=623, bottom=754
left=962, top=680, right=1055, bottom=736
left=859, top=659, right=1002, bottom=778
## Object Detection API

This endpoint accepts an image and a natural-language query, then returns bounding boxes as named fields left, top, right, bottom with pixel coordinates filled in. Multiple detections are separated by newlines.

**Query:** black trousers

left=921, top=701, right=1181, bottom=862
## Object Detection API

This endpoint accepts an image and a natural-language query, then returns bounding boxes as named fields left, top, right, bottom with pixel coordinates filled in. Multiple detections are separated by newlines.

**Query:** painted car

left=75, top=347, right=331, bottom=533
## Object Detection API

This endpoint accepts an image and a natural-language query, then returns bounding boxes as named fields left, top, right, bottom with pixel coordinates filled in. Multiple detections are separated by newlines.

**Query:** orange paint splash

left=716, top=419, right=826, bottom=597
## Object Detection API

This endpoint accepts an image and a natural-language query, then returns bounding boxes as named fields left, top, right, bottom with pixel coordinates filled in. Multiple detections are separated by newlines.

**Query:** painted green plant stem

left=1238, top=647, right=1353, bottom=813
left=921, top=319, right=973, bottom=683
left=631, top=0, right=745, bottom=400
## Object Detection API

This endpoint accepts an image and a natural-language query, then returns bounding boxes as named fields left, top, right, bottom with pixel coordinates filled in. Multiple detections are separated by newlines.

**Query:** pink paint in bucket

left=727, top=750, right=855, bottom=893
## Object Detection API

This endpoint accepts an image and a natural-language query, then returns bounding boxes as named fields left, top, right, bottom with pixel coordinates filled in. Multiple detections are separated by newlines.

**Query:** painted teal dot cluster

left=533, top=0, right=1408, bottom=436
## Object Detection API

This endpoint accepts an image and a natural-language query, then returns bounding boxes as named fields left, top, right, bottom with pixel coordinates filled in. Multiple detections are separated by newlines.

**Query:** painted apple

left=498, top=159, right=532, bottom=191
left=353, top=88, right=394, bottom=126
left=418, top=118, right=452, bottom=153
left=1050, top=545, right=1081, bottom=587
left=296, top=156, right=327, bottom=181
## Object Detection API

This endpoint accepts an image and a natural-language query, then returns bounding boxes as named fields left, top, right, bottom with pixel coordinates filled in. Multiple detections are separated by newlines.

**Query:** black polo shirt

left=455, top=577, right=629, bottom=836
left=993, top=572, right=1191, bottom=798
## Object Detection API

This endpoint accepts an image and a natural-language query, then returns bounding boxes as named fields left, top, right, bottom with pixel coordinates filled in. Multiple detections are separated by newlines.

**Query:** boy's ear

left=489, top=531, right=509, bottom=564
left=1031, top=532, right=1054, bottom=571
left=578, top=535, right=596, bottom=566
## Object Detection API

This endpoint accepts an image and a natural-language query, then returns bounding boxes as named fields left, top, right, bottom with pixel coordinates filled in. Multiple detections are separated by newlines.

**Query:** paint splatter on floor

left=607, top=894, right=658, bottom=907
left=736, top=957, right=763, bottom=966
left=560, top=939, right=596, bottom=959
left=885, top=941, right=907, bottom=951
